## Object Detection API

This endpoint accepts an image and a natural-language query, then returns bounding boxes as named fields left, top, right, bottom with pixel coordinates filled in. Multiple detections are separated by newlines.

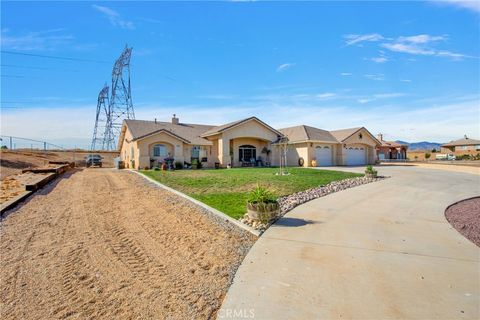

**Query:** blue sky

left=1, top=1, right=479, bottom=148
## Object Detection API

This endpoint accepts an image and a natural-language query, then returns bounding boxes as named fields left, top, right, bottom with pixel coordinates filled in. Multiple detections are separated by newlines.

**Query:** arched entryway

left=239, top=145, right=257, bottom=166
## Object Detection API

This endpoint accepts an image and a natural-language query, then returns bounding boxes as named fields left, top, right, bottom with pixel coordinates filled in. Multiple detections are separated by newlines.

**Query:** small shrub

left=365, top=165, right=377, bottom=177
left=174, top=161, right=183, bottom=170
left=365, top=165, right=376, bottom=173
left=154, top=166, right=160, bottom=171
left=425, top=153, right=431, bottom=160
left=247, top=184, right=277, bottom=204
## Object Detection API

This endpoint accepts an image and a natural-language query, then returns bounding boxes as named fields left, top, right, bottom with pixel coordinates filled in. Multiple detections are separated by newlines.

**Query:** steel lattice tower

left=90, top=83, right=110, bottom=150
left=90, top=45, right=135, bottom=151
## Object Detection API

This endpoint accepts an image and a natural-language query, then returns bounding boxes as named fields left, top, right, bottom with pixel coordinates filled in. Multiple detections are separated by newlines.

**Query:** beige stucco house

left=118, top=115, right=283, bottom=169
left=118, top=115, right=380, bottom=169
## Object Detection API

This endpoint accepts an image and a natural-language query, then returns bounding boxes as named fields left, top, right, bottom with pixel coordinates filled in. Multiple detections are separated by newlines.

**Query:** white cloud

left=92, top=5, right=134, bottom=29
left=397, top=34, right=446, bottom=44
left=435, top=0, right=480, bottom=13
left=345, top=32, right=472, bottom=60
left=276, top=63, right=295, bottom=72
left=340, top=72, right=352, bottom=76
left=380, top=34, right=470, bottom=60
left=400, top=79, right=412, bottom=82
left=316, top=93, right=336, bottom=100
left=357, top=98, right=373, bottom=104
left=369, top=57, right=388, bottom=63
left=357, top=93, right=405, bottom=104
left=344, top=33, right=384, bottom=46
left=1, top=28, right=74, bottom=51
left=364, top=74, right=385, bottom=81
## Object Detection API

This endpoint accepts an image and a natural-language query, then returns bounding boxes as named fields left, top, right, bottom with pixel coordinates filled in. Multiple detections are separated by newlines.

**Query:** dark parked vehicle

left=85, top=154, right=103, bottom=168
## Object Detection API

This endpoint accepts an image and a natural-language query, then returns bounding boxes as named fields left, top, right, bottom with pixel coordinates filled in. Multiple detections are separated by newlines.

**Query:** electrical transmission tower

left=91, top=83, right=110, bottom=150
left=90, top=44, right=135, bottom=151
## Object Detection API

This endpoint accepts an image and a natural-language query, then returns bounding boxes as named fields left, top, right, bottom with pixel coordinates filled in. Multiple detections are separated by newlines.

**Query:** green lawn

left=141, top=167, right=362, bottom=219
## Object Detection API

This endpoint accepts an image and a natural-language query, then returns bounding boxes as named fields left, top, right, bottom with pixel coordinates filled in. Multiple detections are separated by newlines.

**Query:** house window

left=153, top=144, right=167, bottom=157
left=239, top=145, right=256, bottom=161
left=191, top=146, right=201, bottom=158
left=130, top=146, right=134, bottom=158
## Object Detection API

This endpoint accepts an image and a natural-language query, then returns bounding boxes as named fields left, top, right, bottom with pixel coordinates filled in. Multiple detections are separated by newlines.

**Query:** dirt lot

left=0, top=169, right=255, bottom=319
left=0, top=150, right=119, bottom=180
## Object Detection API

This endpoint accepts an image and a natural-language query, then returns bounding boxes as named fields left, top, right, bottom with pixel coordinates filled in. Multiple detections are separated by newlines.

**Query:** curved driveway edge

left=218, top=166, right=480, bottom=319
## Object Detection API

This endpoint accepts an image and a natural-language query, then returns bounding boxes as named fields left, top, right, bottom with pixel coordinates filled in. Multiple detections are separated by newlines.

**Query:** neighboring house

left=376, top=134, right=408, bottom=160
left=118, top=115, right=380, bottom=169
left=441, top=135, right=480, bottom=155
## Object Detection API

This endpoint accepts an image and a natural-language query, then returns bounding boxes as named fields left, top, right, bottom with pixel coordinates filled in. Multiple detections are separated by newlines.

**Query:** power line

left=1, top=75, right=25, bottom=78
left=1, top=64, right=50, bottom=70
left=1, top=50, right=108, bottom=64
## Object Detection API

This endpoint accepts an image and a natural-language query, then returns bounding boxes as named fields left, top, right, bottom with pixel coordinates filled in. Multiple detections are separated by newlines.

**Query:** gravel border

left=240, top=176, right=387, bottom=233
left=445, top=196, right=480, bottom=247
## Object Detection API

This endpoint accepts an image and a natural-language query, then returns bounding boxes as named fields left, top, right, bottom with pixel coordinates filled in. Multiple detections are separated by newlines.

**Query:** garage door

left=346, top=147, right=366, bottom=166
left=315, top=146, right=332, bottom=166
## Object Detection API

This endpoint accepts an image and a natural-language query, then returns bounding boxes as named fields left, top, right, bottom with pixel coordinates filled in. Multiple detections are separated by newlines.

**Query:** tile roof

left=279, top=125, right=338, bottom=143
left=378, top=140, right=407, bottom=148
left=329, top=127, right=363, bottom=142
left=442, top=137, right=480, bottom=147
left=200, top=116, right=282, bottom=137
left=124, top=119, right=215, bottom=145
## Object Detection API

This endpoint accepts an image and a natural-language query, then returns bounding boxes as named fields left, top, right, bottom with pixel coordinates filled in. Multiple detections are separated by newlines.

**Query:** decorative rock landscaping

left=240, top=176, right=386, bottom=233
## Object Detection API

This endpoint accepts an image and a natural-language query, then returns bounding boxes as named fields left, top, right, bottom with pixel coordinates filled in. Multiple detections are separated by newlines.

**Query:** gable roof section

left=200, top=116, right=283, bottom=138
left=279, top=125, right=338, bottom=143
left=330, top=127, right=381, bottom=145
left=442, top=137, right=480, bottom=147
left=133, top=128, right=192, bottom=144
left=122, top=119, right=215, bottom=146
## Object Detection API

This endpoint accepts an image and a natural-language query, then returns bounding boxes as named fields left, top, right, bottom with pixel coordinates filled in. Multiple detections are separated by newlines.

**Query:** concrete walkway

left=219, top=166, right=480, bottom=319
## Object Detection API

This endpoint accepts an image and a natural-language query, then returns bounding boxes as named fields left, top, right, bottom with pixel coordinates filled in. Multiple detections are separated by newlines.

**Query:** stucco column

left=218, top=138, right=231, bottom=166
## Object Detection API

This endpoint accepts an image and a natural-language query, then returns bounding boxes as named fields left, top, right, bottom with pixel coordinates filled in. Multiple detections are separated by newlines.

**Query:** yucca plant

left=246, top=184, right=279, bottom=222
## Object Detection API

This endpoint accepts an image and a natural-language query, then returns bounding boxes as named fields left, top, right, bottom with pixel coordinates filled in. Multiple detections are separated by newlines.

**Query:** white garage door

left=346, top=147, right=366, bottom=166
left=315, top=146, right=332, bottom=166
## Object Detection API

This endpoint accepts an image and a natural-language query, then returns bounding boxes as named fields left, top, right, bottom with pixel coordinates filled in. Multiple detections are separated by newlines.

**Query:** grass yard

left=141, top=167, right=362, bottom=219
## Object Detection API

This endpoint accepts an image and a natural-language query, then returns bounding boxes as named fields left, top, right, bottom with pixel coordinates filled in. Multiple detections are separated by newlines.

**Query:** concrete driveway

left=219, top=166, right=480, bottom=319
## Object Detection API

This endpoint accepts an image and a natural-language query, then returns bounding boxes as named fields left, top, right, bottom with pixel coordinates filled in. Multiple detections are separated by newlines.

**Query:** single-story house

left=375, top=134, right=408, bottom=160
left=118, top=115, right=282, bottom=169
left=118, top=115, right=380, bottom=169
left=278, top=125, right=380, bottom=166
left=441, top=135, right=480, bottom=155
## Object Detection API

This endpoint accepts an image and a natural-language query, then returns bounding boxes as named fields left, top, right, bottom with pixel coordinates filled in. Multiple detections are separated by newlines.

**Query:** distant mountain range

left=395, top=141, right=442, bottom=151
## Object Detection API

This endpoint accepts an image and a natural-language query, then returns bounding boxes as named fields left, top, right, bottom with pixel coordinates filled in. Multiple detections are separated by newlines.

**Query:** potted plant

left=174, top=161, right=183, bottom=170
left=365, top=165, right=378, bottom=178
left=191, top=158, right=200, bottom=169
left=261, top=146, right=271, bottom=163
left=246, top=184, right=279, bottom=223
